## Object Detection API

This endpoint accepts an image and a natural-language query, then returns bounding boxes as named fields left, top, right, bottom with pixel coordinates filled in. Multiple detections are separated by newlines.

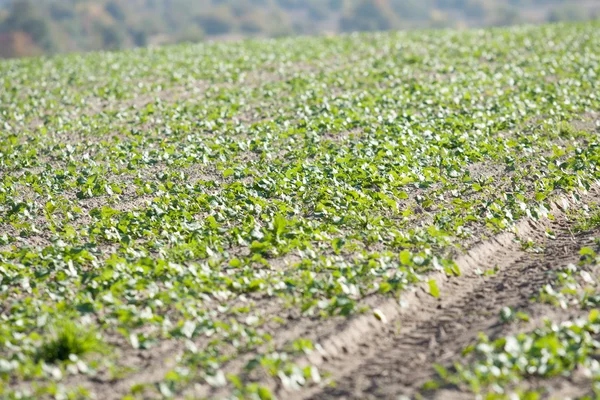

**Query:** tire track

left=276, top=192, right=599, bottom=399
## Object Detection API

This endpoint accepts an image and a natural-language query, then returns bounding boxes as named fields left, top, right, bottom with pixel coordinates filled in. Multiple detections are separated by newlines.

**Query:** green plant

left=37, top=322, right=103, bottom=364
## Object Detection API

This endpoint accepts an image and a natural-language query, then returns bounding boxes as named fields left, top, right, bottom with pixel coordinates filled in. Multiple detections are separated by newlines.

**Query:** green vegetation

left=574, top=207, right=600, bottom=233
left=429, top=246, right=600, bottom=398
left=429, top=311, right=600, bottom=398
left=536, top=245, right=600, bottom=310
left=38, top=322, right=102, bottom=364
left=0, top=0, right=599, bottom=57
left=0, top=18, right=599, bottom=399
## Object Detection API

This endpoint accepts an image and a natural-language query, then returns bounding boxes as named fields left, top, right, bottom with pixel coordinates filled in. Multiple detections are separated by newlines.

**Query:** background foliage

left=0, top=0, right=599, bottom=58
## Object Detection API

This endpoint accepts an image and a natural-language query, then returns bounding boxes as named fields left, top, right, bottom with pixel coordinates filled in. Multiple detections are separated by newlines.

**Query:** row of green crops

left=427, top=243, right=600, bottom=399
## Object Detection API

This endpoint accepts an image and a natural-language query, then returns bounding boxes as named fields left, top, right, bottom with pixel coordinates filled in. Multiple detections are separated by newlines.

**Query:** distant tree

left=547, top=5, right=587, bottom=22
left=1, top=0, right=55, bottom=51
left=307, top=1, right=329, bottom=21
left=195, top=14, right=233, bottom=35
left=390, top=0, right=431, bottom=19
left=463, top=0, right=486, bottom=18
left=240, top=19, right=263, bottom=34
left=105, top=1, right=126, bottom=22
left=231, top=2, right=252, bottom=17
left=328, top=0, right=344, bottom=11
left=340, top=0, right=392, bottom=32
left=276, top=0, right=301, bottom=10
left=175, top=25, right=204, bottom=44
left=49, top=2, right=75, bottom=20
left=129, top=28, right=148, bottom=47
left=97, top=23, right=125, bottom=50
left=493, top=5, right=522, bottom=26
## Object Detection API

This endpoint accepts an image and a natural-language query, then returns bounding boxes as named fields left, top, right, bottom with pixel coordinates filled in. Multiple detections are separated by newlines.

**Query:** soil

left=265, top=189, right=600, bottom=400
left=8, top=156, right=600, bottom=400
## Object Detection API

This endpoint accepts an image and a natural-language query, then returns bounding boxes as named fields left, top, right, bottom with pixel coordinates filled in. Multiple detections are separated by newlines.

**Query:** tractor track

left=265, top=191, right=600, bottom=399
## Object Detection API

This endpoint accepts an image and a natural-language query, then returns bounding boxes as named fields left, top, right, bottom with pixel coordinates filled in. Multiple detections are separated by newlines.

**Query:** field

left=1, top=21, right=600, bottom=399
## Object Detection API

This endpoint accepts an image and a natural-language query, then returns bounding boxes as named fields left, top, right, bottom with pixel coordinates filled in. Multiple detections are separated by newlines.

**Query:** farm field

left=1, top=20, right=600, bottom=399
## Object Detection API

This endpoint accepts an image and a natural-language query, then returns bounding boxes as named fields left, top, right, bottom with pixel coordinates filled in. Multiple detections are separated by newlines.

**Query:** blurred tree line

left=0, top=0, right=598, bottom=58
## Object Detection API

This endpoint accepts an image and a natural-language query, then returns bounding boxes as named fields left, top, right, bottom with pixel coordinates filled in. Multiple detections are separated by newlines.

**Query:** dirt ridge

left=273, top=189, right=599, bottom=399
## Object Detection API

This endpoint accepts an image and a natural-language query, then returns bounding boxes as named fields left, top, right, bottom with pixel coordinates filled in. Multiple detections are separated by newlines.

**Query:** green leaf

left=373, top=308, right=387, bottom=323
left=535, top=192, right=546, bottom=201
left=110, top=183, right=122, bottom=194
left=250, top=241, right=269, bottom=254
left=428, top=279, right=440, bottom=298
left=580, top=247, right=596, bottom=257
left=273, top=214, right=287, bottom=237
left=400, top=250, right=411, bottom=265
left=398, top=191, right=409, bottom=199
left=257, top=386, right=273, bottom=400
left=432, top=363, right=448, bottom=379
left=332, top=237, right=345, bottom=254
left=207, top=215, right=219, bottom=229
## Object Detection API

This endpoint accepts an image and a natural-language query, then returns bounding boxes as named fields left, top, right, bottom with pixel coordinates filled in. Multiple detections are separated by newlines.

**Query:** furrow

left=277, top=193, right=597, bottom=399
